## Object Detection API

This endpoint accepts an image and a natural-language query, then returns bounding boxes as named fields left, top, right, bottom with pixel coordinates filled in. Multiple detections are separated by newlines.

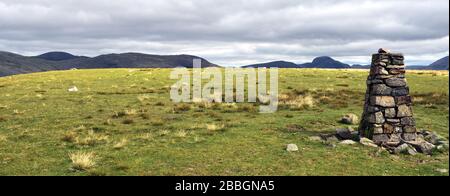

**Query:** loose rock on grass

left=313, top=127, right=448, bottom=155
left=340, top=113, right=359, bottom=125
left=68, top=86, right=79, bottom=92
left=286, top=144, right=299, bottom=152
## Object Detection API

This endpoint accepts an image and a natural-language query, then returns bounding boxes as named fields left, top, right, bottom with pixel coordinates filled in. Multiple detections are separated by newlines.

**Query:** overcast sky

left=0, top=0, right=448, bottom=66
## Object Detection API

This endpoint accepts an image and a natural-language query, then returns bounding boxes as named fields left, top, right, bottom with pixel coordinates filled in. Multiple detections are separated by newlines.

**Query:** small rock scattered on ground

left=435, top=169, right=448, bottom=174
left=405, top=140, right=436, bottom=155
left=359, top=137, right=379, bottom=148
left=393, top=143, right=418, bottom=155
left=340, top=114, right=359, bottom=125
left=302, top=126, right=447, bottom=156
left=308, top=136, right=322, bottom=142
left=68, top=86, right=79, bottom=92
left=340, top=140, right=357, bottom=145
left=286, top=144, right=299, bottom=152
left=336, top=127, right=358, bottom=140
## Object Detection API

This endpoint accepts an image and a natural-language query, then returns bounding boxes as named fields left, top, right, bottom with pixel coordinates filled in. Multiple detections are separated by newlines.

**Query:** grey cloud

left=0, top=0, right=448, bottom=66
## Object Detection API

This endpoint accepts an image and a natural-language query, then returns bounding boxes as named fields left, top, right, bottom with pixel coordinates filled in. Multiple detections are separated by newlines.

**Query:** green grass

left=0, top=68, right=448, bottom=176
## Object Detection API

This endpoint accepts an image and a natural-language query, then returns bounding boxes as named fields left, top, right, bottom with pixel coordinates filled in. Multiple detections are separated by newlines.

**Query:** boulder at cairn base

left=340, top=114, right=359, bottom=125
left=358, top=49, right=418, bottom=145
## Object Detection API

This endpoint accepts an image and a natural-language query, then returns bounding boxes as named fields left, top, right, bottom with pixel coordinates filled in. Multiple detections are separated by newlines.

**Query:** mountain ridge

left=36, top=51, right=84, bottom=61
left=243, top=56, right=351, bottom=69
left=1, top=51, right=448, bottom=77
left=428, top=56, right=449, bottom=70
left=243, top=55, right=449, bottom=70
left=0, top=51, right=219, bottom=76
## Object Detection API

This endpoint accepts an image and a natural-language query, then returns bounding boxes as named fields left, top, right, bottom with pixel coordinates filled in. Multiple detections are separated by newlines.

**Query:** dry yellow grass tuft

left=74, top=125, right=86, bottom=131
left=206, top=124, right=226, bottom=132
left=13, top=109, right=24, bottom=115
left=173, top=103, right=192, bottom=112
left=279, top=93, right=315, bottom=109
left=137, top=133, right=154, bottom=141
left=113, top=138, right=128, bottom=149
left=61, top=131, right=77, bottom=143
left=195, top=101, right=214, bottom=109
left=76, top=130, right=109, bottom=146
left=0, top=134, right=7, bottom=142
left=158, top=130, right=170, bottom=136
left=113, top=109, right=138, bottom=118
left=83, top=95, right=93, bottom=102
left=151, top=119, right=164, bottom=126
left=174, top=130, right=188, bottom=138
left=137, top=94, right=151, bottom=102
left=69, top=152, right=96, bottom=171
left=125, top=109, right=138, bottom=115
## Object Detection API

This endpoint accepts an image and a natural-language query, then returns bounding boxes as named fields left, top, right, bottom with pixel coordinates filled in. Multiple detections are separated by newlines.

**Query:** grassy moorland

left=0, top=68, right=448, bottom=176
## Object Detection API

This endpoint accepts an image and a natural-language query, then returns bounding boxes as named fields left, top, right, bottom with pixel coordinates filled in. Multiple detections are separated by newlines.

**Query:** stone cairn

left=359, top=48, right=417, bottom=146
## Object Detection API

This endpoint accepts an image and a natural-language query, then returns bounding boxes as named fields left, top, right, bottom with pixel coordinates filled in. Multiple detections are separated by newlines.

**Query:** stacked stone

left=359, top=49, right=417, bottom=145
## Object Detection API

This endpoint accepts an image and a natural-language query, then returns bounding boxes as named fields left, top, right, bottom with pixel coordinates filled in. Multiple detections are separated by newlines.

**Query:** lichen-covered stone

left=367, top=79, right=384, bottom=85
left=371, top=84, right=392, bottom=95
left=367, top=106, right=380, bottom=113
left=403, top=126, right=417, bottom=133
left=390, top=54, right=404, bottom=65
left=391, top=53, right=404, bottom=59
left=384, top=124, right=402, bottom=134
left=372, top=134, right=390, bottom=143
left=386, top=65, right=405, bottom=69
left=397, top=104, right=413, bottom=117
left=378, top=48, right=390, bottom=54
left=403, top=133, right=417, bottom=141
left=372, top=126, right=384, bottom=134
left=376, top=75, right=394, bottom=79
left=384, top=108, right=396, bottom=118
left=392, top=87, right=409, bottom=96
left=387, top=133, right=402, bottom=146
left=370, top=96, right=395, bottom=107
left=395, top=96, right=412, bottom=105
left=385, top=78, right=407, bottom=87
left=386, top=118, right=400, bottom=124
left=372, top=66, right=389, bottom=75
left=388, top=69, right=406, bottom=75
left=384, top=123, right=395, bottom=134
left=401, top=117, right=416, bottom=126
left=372, top=54, right=390, bottom=63
left=368, top=112, right=385, bottom=124
left=391, top=59, right=404, bottom=65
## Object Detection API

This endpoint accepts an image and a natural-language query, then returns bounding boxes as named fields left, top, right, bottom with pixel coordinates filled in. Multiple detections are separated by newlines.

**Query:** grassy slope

left=0, top=69, right=448, bottom=176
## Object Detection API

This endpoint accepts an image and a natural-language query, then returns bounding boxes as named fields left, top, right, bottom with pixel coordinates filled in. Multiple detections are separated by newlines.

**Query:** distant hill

left=242, top=61, right=300, bottom=68
left=350, top=56, right=449, bottom=70
left=0, top=51, right=60, bottom=76
left=428, top=56, right=449, bottom=70
left=36, top=52, right=83, bottom=61
left=0, top=51, right=219, bottom=76
left=300, top=56, right=351, bottom=69
left=243, top=56, right=350, bottom=69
